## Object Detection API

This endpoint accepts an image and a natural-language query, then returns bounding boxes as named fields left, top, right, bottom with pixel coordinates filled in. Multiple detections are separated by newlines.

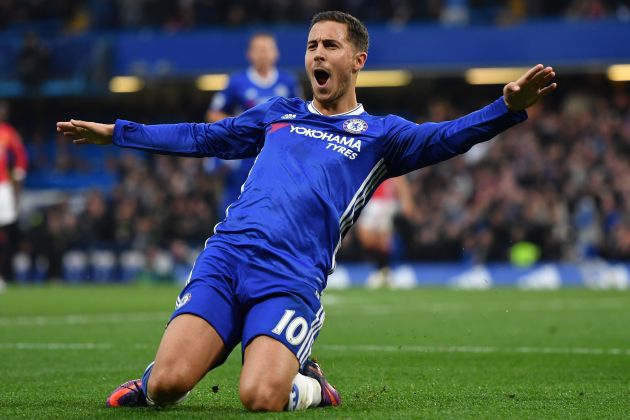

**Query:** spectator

left=17, top=32, right=50, bottom=90
left=355, top=176, right=415, bottom=287
left=0, top=101, right=28, bottom=289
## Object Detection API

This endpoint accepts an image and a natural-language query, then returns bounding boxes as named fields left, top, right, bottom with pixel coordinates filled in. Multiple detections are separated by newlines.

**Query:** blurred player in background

left=205, top=32, right=301, bottom=218
left=58, top=11, right=556, bottom=413
left=356, top=176, right=414, bottom=288
left=0, top=101, right=28, bottom=291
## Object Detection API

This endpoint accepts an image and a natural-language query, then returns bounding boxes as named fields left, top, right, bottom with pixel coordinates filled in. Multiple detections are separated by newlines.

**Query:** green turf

left=1, top=285, right=629, bottom=419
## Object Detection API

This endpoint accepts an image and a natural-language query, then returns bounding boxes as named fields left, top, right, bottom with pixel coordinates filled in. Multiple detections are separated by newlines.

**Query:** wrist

left=503, top=96, right=515, bottom=112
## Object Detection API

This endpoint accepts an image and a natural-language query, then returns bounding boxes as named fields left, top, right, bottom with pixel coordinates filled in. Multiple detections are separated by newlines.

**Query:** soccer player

left=57, top=11, right=556, bottom=412
left=356, top=176, right=415, bottom=288
left=0, top=101, right=28, bottom=290
left=205, top=32, right=301, bottom=217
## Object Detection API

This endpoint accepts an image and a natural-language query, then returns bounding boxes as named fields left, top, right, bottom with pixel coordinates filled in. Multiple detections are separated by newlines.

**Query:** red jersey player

left=0, top=101, right=28, bottom=288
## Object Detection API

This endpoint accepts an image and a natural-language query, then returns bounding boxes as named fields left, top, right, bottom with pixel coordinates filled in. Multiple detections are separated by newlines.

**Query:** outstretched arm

left=56, top=97, right=280, bottom=159
left=57, top=119, right=232, bottom=157
left=57, top=118, right=262, bottom=158
left=384, top=64, right=557, bottom=177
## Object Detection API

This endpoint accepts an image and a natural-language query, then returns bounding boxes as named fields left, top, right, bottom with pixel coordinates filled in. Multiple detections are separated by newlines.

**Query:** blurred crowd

left=6, top=85, right=630, bottom=283
left=16, top=152, right=219, bottom=282
left=1, top=0, right=629, bottom=33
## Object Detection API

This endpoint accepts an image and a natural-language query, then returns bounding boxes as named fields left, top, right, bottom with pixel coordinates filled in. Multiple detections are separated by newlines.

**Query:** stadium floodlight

left=356, top=70, right=412, bottom=88
left=109, top=76, right=144, bottom=93
left=196, top=74, right=229, bottom=91
left=607, top=64, right=630, bottom=81
left=465, top=67, right=531, bottom=85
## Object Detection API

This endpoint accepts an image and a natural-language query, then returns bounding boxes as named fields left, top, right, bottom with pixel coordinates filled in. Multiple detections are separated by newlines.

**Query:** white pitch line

left=0, top=312, right=170, bottom=327
left=0, top=342, right=112, bottom=350
left=2, top=342, right=629, bottom=356
left=322, top=296, right=630, bottom=313
left=324, top=301, right=629, bottom=315
left=318, top=344, right=630, bottom=356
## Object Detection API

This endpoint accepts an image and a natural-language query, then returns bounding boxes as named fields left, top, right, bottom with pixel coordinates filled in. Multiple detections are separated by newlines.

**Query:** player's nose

left=312, top=44, right=326, bottom=61
left=313, top=50, right=325, bottom=62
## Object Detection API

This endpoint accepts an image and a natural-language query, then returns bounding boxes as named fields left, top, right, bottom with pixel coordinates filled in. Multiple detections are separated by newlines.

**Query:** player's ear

left=352, top=51, right=367, bottom=73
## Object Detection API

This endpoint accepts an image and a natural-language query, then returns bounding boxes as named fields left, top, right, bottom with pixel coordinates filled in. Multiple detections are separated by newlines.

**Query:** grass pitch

left=1, top=285, right=629, bottom=419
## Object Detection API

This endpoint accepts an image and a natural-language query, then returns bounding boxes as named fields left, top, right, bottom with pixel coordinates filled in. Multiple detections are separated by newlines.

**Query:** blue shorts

left=169, top=239, right=324, bottom=368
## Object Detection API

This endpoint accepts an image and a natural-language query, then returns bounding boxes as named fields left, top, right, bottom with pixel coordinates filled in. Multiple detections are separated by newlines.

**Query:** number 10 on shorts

left=272, top=310, right=309, bottom=345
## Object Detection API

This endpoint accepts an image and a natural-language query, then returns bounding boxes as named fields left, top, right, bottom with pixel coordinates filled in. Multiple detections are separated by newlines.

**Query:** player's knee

left=239, top=381, right=287, bottom=412
left=148, top=367, right=193, bottom=405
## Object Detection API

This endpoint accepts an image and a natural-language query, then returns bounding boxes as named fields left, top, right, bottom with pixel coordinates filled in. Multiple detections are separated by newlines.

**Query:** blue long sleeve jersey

left=113, top=96, right=527, bottom=291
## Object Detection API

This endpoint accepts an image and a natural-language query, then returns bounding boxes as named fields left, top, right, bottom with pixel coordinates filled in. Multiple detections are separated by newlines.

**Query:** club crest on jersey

left=343, top=118, right=368, bottom=134
left=175, top=293, right=192, bottom=309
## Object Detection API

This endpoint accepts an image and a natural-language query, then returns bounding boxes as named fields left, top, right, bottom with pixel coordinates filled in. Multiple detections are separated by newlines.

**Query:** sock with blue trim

left=286, top=373, right=321, bottom=411
left=141, top=361, right=156, bottom=406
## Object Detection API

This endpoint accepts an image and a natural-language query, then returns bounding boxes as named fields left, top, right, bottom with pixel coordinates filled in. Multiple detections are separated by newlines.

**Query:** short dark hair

left=310, top=11, right=369, bottom=53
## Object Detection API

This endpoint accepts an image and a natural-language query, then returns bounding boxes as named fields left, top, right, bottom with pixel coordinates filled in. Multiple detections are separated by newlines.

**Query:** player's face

left=305, top=21, right=366, bottom=106
left=247, top=36, right=279, bottom=73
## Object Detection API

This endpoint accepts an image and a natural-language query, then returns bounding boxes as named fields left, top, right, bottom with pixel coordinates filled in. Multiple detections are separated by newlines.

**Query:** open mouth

left=314, top=69, right=330, bottom=87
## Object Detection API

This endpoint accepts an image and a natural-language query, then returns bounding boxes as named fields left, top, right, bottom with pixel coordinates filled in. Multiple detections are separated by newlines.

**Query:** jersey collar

left=307, top=102, right=365, bottom=116
left=246, top=67, right=279, bottom=88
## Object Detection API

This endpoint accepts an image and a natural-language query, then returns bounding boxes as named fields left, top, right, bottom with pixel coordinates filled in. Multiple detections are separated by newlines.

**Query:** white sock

left=146, top=391, right=190, bottom=407
left=286, top=373, right=322, bottom=411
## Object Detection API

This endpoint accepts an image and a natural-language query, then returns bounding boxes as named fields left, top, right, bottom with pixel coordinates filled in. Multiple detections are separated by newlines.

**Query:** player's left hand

left=503, top=64, right=557, bottom=111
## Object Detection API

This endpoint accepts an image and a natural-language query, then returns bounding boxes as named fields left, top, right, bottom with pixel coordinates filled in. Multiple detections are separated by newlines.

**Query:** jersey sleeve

left=113, top=97, right=280, bottom=159
left=382, top=97, right=527, bottom=177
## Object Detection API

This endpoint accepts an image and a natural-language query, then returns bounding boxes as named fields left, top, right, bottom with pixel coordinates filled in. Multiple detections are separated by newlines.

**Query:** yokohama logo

left=289, top=125, right=362, bottom=151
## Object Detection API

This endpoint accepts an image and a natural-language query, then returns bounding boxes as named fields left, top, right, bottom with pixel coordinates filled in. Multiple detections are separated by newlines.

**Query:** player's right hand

left=503, top=64, right=557, bottom=112
left=56, top=119, right=114, bottom=145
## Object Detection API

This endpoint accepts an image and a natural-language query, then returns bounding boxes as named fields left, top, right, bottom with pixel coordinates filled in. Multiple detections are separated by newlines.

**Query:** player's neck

left=248, top=66, right=278, bottom=88
left=312, top=94, right=359, bottom=116
left=254, top=66, right=273, bottom=78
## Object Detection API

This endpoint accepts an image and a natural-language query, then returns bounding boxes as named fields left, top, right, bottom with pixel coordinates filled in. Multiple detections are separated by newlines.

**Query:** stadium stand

left=1, top=1, right=630, bottom=282
left=1, top=0, right=629, bottom=32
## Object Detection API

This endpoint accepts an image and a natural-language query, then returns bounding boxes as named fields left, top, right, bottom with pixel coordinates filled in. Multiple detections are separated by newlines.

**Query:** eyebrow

left=307, top=38, right=342, bottom=45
